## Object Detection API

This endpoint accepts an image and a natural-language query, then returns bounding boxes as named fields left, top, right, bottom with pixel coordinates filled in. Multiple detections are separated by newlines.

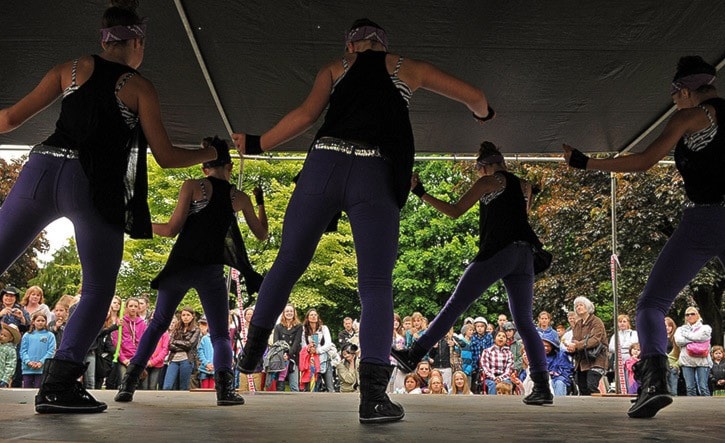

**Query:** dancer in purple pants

left=232, top=18, right=492, bottom=423
left=564, top=55, right=724, bottom=418
left=0, top=0, right=216, bottom=413
left=392, top=141, right=553, bottom=406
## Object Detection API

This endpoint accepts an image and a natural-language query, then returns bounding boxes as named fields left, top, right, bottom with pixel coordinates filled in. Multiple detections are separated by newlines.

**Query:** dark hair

left=201, top=136, right=232, bottom=168
left=349, top=18, right=384, bottom=32
left=674, top=56, right=717, bottom=92
left=103, top=0, right=142, bottom=28
left=477, top=141, right=502, bottom=163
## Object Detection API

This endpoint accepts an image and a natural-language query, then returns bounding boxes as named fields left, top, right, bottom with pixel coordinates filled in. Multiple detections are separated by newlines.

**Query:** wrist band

left=472, top=105, right=496, bottom=122
left=411, top=181, right=426, bottom=198
left=568, top=149, right=590, bottom=170
left=245, top=134, right=263, bottom=155
left=255, top=194, right=265, bottom=206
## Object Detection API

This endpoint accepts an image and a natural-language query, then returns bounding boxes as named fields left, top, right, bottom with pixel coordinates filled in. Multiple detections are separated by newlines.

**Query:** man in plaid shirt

left=480, top=331, right=514, bottom=395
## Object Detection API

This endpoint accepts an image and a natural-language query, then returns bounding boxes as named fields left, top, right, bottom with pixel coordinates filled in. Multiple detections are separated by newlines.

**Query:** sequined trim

left=30, top=145, right=79, bottom=159
left=683, top=199, right=725, bottom=208
left=312, top=137, right=384, bottom=158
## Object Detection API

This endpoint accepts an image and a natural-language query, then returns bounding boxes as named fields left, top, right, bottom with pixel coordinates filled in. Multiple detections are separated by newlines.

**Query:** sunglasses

left=685, top=313, right=697, bottom=317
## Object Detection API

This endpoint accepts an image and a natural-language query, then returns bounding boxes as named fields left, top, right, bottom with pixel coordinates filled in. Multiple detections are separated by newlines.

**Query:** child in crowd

left=0, top=323, right=21, bottom=387
left=710, top=346, right=725, bottom=396
left=625, top=342, right=641, bottom=394
left=49, top=302, right=69, bottom=344
left=397, top=374, right=423, bottom=394
left=450, top=370, right=473, bottom=395
left=197, top=316, right=214, bottom=389
left=20, top=313, right=56, bottom=388
left=427, top=374, right=447, bottom=394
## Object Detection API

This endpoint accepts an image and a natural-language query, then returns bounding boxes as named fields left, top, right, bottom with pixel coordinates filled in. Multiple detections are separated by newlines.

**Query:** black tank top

left=43, top=55, right=151, bottom=238
left=474, top=171, right=542, bottom=261
left=152, top=176, right=263, bottom=294
left=315, top=50, right=415, bottom=207
left=674, top=97, right=725, bottom=204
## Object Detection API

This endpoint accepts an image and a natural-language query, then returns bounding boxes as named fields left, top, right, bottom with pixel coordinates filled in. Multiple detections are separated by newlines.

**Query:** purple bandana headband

left=101, top=23, right=147, bottom=43
left=477, top=154, right=504, bottom=165
left=671, top=73, right=716, bottom=95
left=345, top=25, right=388, bottom=51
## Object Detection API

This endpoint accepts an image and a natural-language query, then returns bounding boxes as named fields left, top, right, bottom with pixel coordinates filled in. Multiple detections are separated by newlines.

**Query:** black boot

left=359, top=362, right=404, bottom=424
left=627, top=355, right=672, bottom=418
left=114, top=363, right=145, bottom=402
left=238, top=324, right=272, bottom=374
left=215, top=369, right=245, bottom=406
left=523, top=371, right=554, bottom=405
left=35, top=358, right=107, bottom=414
left=390, top=342, right=427, bottom=374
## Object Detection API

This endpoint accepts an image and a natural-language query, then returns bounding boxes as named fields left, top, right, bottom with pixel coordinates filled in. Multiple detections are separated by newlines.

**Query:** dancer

left=115, top=137, right=267, bottom=406
left=233, top=18, right=492, bottom=423
left=0, top=0, right=217, bottom=413
left=391, top=141, right=552, bottom=406
left=563, top=55, right=723, bottom=418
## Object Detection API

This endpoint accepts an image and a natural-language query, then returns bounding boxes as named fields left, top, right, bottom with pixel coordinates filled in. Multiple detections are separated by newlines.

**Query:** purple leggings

left=251, top=148, right=400, bottom=366
left=131, top=263, right=233, bottom=372
left=0, top=154, right=124, bottom=363
left=636, top=206, right=725, bottom=358
left=418, top=243, right=548, bottom=374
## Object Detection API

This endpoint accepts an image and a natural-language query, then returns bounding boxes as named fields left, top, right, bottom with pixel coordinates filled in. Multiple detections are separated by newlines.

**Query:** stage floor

left=1, top=389, right=723, bottom=442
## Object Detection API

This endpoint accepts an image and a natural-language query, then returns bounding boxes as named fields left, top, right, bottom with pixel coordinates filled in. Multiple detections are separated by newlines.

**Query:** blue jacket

left=197, top=334, right=214, bottom=375
left=20, top=329, right=56, bottom=375
left=546, top=348, right=573, bottom=386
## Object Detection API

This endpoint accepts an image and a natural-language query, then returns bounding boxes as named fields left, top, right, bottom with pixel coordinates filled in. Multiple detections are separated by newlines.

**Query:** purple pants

left=637, top=206, right=725, bottom=358
left=418, top=243, right=548, bottom=374
left=0, top=154, right=124, bottom=363
left=251, top=148, right=399, bottom=365
left=131, top=263, right=233, bottom=372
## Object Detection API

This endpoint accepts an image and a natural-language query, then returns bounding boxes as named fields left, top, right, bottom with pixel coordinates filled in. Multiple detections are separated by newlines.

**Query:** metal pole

left=610, top=173, right=621, bottom=394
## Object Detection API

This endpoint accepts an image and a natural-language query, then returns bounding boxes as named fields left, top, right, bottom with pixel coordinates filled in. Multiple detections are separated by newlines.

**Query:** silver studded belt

left=312, top=137, right=383, bottom=158
left=30, top=144, right=80, bottom=159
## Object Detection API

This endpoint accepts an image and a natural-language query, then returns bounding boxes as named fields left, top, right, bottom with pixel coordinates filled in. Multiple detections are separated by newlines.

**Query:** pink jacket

left=148, top=331, right=170, bottom=368
left=118, top=315, right=147, bottom=363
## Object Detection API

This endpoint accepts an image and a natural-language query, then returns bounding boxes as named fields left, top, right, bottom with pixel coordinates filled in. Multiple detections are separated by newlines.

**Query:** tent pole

left=610, top=173, right=621, bottom=394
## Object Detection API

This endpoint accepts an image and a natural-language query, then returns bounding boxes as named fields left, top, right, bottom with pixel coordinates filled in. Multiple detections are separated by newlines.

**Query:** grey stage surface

left=0, top=389, right=723, bottom=442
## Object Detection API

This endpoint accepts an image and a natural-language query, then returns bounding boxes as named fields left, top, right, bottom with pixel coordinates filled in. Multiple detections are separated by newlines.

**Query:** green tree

left=0, top=157, right=48, bottom=289
left=28, top=239, right=82, bottom=307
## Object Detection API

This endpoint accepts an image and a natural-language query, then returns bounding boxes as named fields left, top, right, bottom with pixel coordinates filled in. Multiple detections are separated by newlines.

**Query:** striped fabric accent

left=334, top=56, right=412, bottom=106
left=115, top=72, right=139, bottom=129
left=62, top=59, right=80, bottom=97
left=684, top=105, right=717, bottom=152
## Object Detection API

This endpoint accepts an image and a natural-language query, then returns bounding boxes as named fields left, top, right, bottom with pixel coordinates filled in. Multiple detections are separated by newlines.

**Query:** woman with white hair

left=565, top=296, right=608, bottom=395
left=674, top=307, right=712, bottom=396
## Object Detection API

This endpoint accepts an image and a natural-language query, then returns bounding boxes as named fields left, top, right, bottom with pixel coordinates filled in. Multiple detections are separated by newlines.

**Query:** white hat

left=473, top=317, right=487, bottom=325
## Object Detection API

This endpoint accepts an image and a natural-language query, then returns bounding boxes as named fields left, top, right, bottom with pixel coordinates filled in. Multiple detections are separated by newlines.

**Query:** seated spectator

left=427, top=374, right=447, bottom=394
left=450, top=370, right=473, bottom=395
left=541, top=334, right=572, bottom=396
left=480, top=331, right=514, bottom=395
left=429, top=328, right=454, bottom=388
left=0, top=323, right=21, bottom=387
left=336, top=342, right=359, bottom=393
left=455, top=324, right=475, bottom=383
left=415, top=360, right=432, bottom=393
left=396, top=373, right=423, bottom=394
left=503, top=322, right=523, bottom=372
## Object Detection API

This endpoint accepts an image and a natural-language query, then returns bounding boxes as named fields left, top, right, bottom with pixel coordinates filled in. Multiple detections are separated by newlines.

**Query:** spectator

left=540, top=333, right=572, bottom=396
left=238, top=307, right=265, bottom=392
left=450, top=370, right=473, bottom=395
left=565, top=296, right=608, bottom=395
left=608, top=314, right=639, bottom=390
left=115, top=297, right=147, bottom=383
left=555, top=324, right=567, bottom=342
left=137, top=294, right=152, bottom=324
left=20, top=313, right=56, bottom=388
left=389, top=313, right=407, bottom=393
left=163, top=307, right=200, bottom=391
left=480, top=331, right=514, bottom=395
left=49, top=303, right=69, bottom=344
left=197, top=316, right=214, bottom=389
left=0, top=286, right=30, bottom=333
left=560, top=311, right=578, bottom=351
left=535, top=311, right=554, bottom=339
left=414, top=360, right=432, bottom=393
left=270, top=304, right=302, bottom=392
left=674, top=307, right=711, bottom=396
left=405, top=312, right=426, bottom=348
left=94, top=298, right=122, bottom=389
left=664, top=316, right=680, bottom=396
left=429, top=328, right=455, bottom=388
left=427, top=374, right=447, bottom=395
left=303, top=309, right=334, bottom=392
left=20, top=286, right=54, bottom=326
left=337, top=342, right=360, bottom=393
left=338, top=317, right=357, bottom=348
left=402, top=316, right=413, bottom=337
left=495, top=314, right=508, bottom=336
left=709, top=345, right=725, bottom=396
left=0, top=323, right=20, bottom=387
left=624, top=343, right=641, bottom=394
left=456, top=324, right=475, bottom=384
left=398, top=374, right=423, bottom=394
left=504, top=322, right=524, bottom=372
left=468, top=317, right=493, bottom=393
